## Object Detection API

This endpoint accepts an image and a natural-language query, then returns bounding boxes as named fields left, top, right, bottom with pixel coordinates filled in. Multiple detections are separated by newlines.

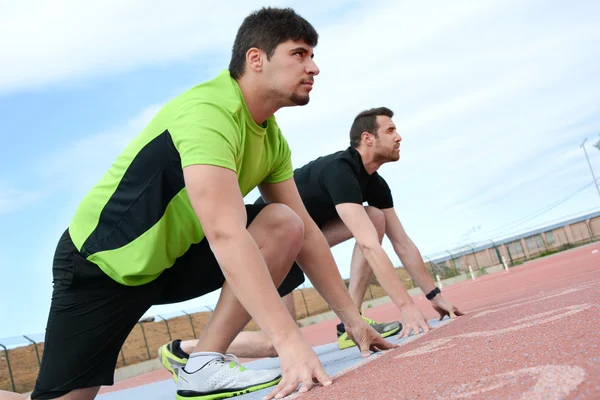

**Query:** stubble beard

left=374, top=146, right=399, bottom=164
left=290, top=91, right=310, bottom=106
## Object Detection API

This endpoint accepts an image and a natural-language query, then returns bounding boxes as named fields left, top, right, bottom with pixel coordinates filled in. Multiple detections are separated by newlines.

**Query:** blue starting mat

left=98, top=318, right=450, bottom=400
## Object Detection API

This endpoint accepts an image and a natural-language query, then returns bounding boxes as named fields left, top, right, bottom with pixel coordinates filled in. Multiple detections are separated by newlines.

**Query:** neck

left=236, top=75, right=280, bottom=125
left=355, top=146, right=384, bottom=175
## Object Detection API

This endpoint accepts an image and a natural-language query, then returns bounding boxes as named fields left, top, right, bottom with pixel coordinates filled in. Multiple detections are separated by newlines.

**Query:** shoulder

left=172, top=70, right=245, bottom=123
left=370, top=172, right=392, bottom=193
left=372, top=171, right=390, bottom=185
left=326, top=149, right=359, bottom=175
left=264, top=116, right=288, bottom=153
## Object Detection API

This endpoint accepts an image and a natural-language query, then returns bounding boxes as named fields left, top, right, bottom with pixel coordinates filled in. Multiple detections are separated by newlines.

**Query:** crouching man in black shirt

left=278, top=106, right=464, bottom=350
left=159, top=107, right=464, bottom=372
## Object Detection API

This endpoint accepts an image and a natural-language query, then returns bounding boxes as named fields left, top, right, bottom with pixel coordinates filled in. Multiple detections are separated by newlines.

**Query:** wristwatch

left=426, top=287, right=441, bottom=300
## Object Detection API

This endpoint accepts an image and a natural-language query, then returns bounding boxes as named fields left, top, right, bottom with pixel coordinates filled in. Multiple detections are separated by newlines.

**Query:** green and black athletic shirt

left=69, top=70, right=293, bottom=286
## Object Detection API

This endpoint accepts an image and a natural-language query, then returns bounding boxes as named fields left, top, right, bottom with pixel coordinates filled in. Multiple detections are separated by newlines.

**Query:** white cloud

left=7, top=0, right=600, bottom=242
left=3, top=0, right=600, bottom=286
left=2, top=0, right=600, bottom=337
left=0, top=182, right=51, bottom=215
left=271, top=0, right=600, bottom=240
left=36, top=104, right=164, bottom=209
left=0, top=0, right=360, bottom=95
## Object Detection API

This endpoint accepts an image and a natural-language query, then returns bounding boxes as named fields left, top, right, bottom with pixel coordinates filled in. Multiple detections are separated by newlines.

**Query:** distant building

left=427, top=209, right=600, bottom=273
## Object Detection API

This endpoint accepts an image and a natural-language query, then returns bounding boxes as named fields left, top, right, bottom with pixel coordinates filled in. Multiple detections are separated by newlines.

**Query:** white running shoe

left=176, top=353, right=282, bottom=400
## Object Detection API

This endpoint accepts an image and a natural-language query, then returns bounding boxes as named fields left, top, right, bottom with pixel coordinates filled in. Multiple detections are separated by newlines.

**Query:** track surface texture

left=100, top=244, right=600, bottom=399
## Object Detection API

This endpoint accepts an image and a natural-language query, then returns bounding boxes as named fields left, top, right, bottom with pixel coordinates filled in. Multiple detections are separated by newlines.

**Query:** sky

left=1, top=0, right=600, bottom=340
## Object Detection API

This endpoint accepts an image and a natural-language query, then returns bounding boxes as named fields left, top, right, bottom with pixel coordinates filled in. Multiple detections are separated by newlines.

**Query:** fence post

left=585, top=220, right=594, bottom=242
left=0, top=342, right=16, bottom=392
left=157, top=315, right=172, bottom=342
left=562, top=227, right=570, bottom=245
left=489, top=239, right=502, bottom=265
left=368, top=284, right=374, bottom=300
left=539, top=233, right=549, bottom=252
left=299, top=286, right=310, bottom=317
left=137, top=322, right=152, bottom=360
left=445, top=250, right=458, bottom=274
left=467, top=245, right=480, bottom=269
left=120, top=349, right=127, bottom=366
left=181, top=310, right=197, bottom=339
left=23, top=335, right=41, bottom=367
left=424, top=256, right=434, bottom=278
left=506, top=246, right=514, bottom=266
left=468, top=265, right=475, bottom=280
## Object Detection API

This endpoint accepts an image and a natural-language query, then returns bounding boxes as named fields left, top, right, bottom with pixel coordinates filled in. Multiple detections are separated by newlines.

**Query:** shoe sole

left=158, top=344, right=180, bottom=383
left=337, top=325, right=401, bottom=350
left=176, top=376, right=282, bottom=400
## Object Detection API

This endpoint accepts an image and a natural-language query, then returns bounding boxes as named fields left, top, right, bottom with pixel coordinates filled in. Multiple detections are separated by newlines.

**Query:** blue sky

left=1, top=0, right=600, bottom=339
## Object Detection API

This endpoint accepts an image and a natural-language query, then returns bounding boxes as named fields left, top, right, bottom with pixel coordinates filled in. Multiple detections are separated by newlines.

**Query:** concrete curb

left=114, top=358, right=163, bottom=382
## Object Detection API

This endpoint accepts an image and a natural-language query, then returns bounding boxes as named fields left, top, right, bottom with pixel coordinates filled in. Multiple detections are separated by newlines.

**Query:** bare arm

left=383, top=207, right=464, bottom=319
left=382, top=207, right=436, bottom=294
left=335, top=203, right=416, bottom=309
left=184, top=165, right=298, bottom=344
left=258, top=179, right=364, bottom=328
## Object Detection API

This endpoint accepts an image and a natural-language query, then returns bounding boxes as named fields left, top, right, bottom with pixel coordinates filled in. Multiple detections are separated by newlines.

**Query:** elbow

left=203, top=223, right=241, bottom=247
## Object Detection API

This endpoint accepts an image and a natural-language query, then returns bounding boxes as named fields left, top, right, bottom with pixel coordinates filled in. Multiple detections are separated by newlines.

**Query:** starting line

left=97, top=318, right=452, bottom=400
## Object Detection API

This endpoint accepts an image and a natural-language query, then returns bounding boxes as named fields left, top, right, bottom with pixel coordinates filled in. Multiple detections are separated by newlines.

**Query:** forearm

left=392, top=241, right=436, bottom=294
left=211, top=230, right=299, bottom=345
left=361, top=244, right=415, bottom=308
left=296, top=224, right=363, bottom=327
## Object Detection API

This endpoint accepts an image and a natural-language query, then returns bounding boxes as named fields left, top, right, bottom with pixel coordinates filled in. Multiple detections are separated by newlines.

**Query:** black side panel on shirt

left=81, top=130, right=184, bottom=256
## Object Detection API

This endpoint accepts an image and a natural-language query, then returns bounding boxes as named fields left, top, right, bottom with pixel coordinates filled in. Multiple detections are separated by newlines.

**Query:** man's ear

left=245, top=47, right=264, bottom=73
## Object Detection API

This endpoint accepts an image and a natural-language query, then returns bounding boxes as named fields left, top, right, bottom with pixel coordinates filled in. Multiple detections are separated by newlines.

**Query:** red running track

left=103, top=244, right=600, bottom=398
left=294, top=243, right=600, bottom=399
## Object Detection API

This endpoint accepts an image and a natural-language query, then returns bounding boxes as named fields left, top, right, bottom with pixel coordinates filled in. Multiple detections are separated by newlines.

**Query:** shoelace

left=217, top=353, right=247, bottom=372
left=362, top=315, right=377, bottom=325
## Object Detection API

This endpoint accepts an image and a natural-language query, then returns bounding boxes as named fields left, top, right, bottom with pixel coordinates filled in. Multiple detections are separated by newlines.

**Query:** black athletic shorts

left=31, top=203, right=305, bottom=399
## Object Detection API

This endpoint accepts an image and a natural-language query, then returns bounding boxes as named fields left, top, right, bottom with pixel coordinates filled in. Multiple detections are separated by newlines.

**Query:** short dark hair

left=228, top=7, right=319, bottom=79
left=349, top=107, right=394, bottom=148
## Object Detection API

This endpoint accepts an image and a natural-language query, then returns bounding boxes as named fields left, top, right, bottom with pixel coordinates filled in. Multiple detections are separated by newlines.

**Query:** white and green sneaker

left=158, top=339, right=189, bottom=383
left=337, top=315, right=401, bottom=350
left=176, top=353, right=282, bottom=400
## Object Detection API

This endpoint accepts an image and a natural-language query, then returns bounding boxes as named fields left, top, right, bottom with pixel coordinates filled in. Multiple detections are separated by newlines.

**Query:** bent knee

left=365, top=206, right=385, bottom=233
left=261, top=203, right=305, bottom=241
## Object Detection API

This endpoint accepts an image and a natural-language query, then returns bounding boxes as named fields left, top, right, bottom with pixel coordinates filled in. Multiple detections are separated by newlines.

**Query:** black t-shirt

left=257, top=147, right=393, bottom=226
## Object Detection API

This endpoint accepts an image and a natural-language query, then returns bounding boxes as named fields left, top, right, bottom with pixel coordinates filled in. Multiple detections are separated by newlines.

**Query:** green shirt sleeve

left=169, top=104, right=239, bottom=172
left=264, top=129, right=293, bottom=183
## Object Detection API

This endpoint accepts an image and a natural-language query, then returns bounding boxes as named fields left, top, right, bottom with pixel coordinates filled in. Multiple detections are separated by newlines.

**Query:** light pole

left=581, top=138, right=600, bottom=201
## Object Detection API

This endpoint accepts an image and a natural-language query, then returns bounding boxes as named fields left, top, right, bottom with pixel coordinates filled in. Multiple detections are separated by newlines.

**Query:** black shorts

left=31, top=204, right=305, bottom=399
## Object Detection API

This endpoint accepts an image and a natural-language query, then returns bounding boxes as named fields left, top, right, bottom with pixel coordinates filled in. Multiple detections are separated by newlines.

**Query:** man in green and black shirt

left=12, top=7, right=395, bottom=400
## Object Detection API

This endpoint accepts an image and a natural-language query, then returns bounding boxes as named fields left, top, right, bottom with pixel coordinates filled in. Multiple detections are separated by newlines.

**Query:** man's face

left=262, top=40, right=320, bottom=106
left=373, top=115, right=402, bottom=162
